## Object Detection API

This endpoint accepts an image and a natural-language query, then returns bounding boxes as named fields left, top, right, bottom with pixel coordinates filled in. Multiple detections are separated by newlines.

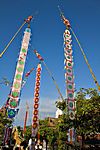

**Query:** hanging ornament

left=33, top=115, right=38, bottom=122
left=32, top=123, right=38, bottom=129
left=34, top=103, right=39, bottom=109
left=12, top=91, right=19, bottom=98
left=7, top=109, right=16, bottom=118
left=34, top=97, right=39, bottom=103
left=34, top=110, right=38, bottom=115
left=35, top=87, right=40, bottom=92
left=69, top=110, right=75, bottom=120
left=36, top=82, right=40, bottom=86
left=9, top=99, right=18, bottom=108
left=66, top=75, right=73, bottom=83
left=35, top=92, right=39, bottom=98
left=68, top=100, right=75, bottom=110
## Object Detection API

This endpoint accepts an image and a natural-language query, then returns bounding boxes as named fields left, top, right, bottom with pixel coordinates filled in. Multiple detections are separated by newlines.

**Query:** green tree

left=55, top=100, right=66, bottom=112
left=55, top=88, right=100, bottom=149
left=39, top=118, right=58, bottom=150
left=23, top=88, right=100, bottom=149
left=75, top=88, right=100, bottom=148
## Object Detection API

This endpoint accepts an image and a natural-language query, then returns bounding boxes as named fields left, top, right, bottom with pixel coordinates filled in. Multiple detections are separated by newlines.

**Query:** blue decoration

left=7, top=109, right=16, bottom=118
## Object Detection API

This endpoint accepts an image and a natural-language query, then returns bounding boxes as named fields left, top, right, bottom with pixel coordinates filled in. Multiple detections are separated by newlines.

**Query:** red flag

left=25, top=68, right=34, bottom=77
left=34, top=49, right=44, bottom=61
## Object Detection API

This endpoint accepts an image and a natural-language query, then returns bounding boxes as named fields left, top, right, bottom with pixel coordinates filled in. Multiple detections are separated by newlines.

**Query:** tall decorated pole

left=32, top=63, right=42, bottom=138
left=64, top=23, right=75, bottom=143
left=6, top=17, right=32, bottom=119
left=63, top=28, right=75, bottom=121
left=58, top=6, right=75, bottom=143
left=34, top=49, right=64, bottom=101
left=23, top=102, right=29, bottom=136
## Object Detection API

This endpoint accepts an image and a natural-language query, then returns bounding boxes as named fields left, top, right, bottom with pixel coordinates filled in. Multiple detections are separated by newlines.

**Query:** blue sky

left=0, top=0, right=100, bottom=126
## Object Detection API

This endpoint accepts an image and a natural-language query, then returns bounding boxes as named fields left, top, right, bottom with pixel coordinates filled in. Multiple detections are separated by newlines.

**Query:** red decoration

left=34, top=97, right=39, bottom=103
left=32, top=123, right=38, bottom=129
left=33, top=115, right=38, bottom=122
left=35, top=92, right=39, bottom=97
left=36, top=82, right=40, bottom=86
left=35, top=87, right=40, bottom=92
left=34, top=110, right=38, bottom=115
left=32, top=63, right=42, bottom=135
left=37, top=72, right=40, bottom=76
left=34, top=103, right=38, bottom=109
left=36, top=77, right=40, bottom=81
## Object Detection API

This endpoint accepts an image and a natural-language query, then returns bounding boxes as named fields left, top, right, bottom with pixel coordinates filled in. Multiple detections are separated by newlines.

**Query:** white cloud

left=13, top=97, right=57, bottom=127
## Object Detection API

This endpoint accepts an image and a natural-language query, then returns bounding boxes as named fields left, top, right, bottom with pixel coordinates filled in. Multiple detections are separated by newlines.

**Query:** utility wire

left=0, top=13, right=37, bottom=58
left=58, top=5, right=100, bottom=92
left=0, top=21, right=26, bottom=58
left=70, top=27, right=100, bottom=91
left=43, top=61, right=64, bottom=101
left=33, top=49, right=64, bottom=101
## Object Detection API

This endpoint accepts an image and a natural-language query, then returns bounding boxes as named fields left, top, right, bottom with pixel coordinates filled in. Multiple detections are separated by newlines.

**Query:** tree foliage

left=39, top=118, right=58, bottom=150
left=55, top=88, right=100, bottom=148
left=55, top=100, right=66, bottom=111
left=21, top=88, right=100, bottom=149
left=75, top=88, right=100, bottom=135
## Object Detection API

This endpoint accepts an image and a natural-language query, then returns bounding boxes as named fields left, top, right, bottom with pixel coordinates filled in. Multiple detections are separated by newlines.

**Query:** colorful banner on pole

left=7, top=28, right=31, bottom=118
left=32, top=63, right=42, bottom=137
left=63, top=28, right=75, bottom=120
